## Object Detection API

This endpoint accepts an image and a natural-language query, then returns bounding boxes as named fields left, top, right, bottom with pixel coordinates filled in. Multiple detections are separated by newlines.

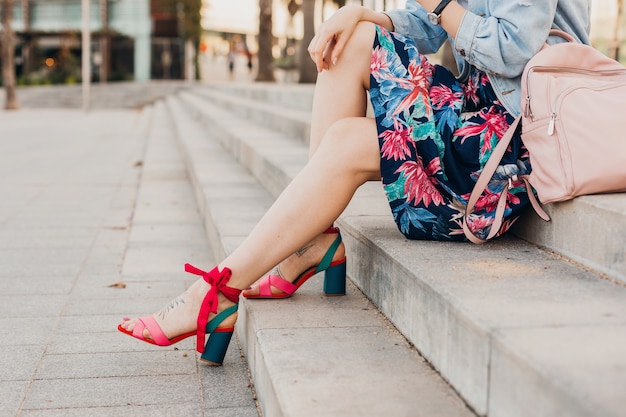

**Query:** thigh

left=309, top=22, right=377, bottom=156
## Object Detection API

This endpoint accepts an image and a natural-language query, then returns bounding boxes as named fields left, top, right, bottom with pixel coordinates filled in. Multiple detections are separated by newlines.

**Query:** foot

left=119, top=278, right=237, bottom=343
left=242, top=231, right=345, bottom=297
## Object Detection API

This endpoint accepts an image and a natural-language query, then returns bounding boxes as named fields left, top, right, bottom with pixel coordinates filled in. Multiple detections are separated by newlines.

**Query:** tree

left=256, top=0, right=275, bottom=81
left=1, top=0, right=19, bottom=109
left=298, top=0, right=317, bottom=83
left=613, top=0, right=624, bottom=61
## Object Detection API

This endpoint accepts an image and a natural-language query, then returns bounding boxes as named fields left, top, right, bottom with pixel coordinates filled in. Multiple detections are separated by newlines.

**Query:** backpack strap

left=462, top=116, right=550, bottom=244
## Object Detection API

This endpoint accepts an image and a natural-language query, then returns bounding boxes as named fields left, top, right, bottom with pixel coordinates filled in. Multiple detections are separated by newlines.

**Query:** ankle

left=216, top=293, right=237, bottom=312
left=315, top=231, right=345, bottom=261
left=286, top=232, right=345, bottom=274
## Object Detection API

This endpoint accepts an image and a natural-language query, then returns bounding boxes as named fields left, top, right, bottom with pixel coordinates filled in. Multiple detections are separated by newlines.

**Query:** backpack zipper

left=547, top=81, right=626, bottom=135
left=524, top=66, right=626, bottom=120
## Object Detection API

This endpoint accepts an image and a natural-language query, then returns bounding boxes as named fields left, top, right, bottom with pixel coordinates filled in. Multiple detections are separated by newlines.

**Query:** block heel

left=323, top=258, right=347, bottom=296
left=200, top=328, right=234, bottom=366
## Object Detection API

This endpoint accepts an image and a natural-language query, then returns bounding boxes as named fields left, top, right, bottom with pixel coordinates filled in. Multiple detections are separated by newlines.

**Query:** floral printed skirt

left=369, top=26, right=532, bottom=241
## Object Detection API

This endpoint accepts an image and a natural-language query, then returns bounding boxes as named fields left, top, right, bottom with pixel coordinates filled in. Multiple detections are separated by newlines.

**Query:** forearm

left=415, top=0, right=465, bottom=38
left=356, top=5, right=395, bottom=31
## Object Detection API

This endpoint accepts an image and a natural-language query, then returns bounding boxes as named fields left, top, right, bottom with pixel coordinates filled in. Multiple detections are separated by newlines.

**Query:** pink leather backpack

left=464, top=30, right=626, bottom=244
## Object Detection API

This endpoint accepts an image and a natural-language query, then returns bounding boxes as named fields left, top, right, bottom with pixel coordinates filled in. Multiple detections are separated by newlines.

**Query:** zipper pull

left=524, top=97, right=533, bottom=119
left=547, top=113, right=556, bottom=136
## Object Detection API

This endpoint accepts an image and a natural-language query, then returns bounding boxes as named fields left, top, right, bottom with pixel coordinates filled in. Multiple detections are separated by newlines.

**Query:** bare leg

left=224, top=116, right=380, bottom=290
left=243, top=21, right=376, bottom=296
left=120, top=22, right=379, bottom=339
left=308, top=21, right=373, bottom=156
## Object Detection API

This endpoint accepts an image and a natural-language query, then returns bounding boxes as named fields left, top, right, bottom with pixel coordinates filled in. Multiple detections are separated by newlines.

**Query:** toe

left=119, top=317, right=136, bottom=331
left=242, top=285, right=259, bottom=297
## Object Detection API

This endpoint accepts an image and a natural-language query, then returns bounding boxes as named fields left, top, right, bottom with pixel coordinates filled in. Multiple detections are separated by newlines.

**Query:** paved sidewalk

left=0, top=107, right=259, bottom=417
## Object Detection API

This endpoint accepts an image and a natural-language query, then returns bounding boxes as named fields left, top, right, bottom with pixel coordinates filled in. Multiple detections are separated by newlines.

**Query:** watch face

left=427, top=12, right=440, bottom=25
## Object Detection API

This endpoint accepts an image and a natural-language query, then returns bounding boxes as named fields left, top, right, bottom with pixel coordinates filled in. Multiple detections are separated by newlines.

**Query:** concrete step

left=203, top=81, right=315, bottom=111
left=191, top=82, right=626, bottom=286
left=17, top=81, right=191, bottom=109
left=193, top=85, right=312, bottom=144
left=178, top=90, right=308, bottom=199
left=164, top=94, right=475, bottom=417
left=175, top=85, right=626, bottom=417
left=511, top=195, right=626, bottom=284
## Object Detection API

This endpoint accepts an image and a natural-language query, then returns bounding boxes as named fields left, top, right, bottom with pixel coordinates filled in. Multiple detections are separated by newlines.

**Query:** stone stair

left=163, top=82, right=626, bottom=417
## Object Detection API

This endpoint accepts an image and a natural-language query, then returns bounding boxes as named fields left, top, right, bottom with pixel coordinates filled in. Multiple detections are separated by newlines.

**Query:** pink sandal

left=118, top=264, right=241, bottom=365
left=243, top=227, right=347, bottom=299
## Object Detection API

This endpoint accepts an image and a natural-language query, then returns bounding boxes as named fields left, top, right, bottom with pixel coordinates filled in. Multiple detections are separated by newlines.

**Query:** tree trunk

left=298, top=0, right=317, bottom=83
left=1, top=0, right=19, bottom=110
left=613, top=0, right=623, bottom=62
left=255, top=0, right=275, bottom=82
left=20, top=0, right=30, bottom=74
left=99, top=0, right=109, bottom=83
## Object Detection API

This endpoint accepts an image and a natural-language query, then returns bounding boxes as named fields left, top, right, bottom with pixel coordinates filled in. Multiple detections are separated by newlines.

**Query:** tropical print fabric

left=369, top=26, right=531, bottom=241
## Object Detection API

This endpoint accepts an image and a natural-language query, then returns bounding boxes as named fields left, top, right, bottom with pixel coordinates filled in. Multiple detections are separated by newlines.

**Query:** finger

left=322, top=37, right=337, bottom=69
left=311, top=30, right=337, bottom=71
left=308, top=35, right=323, bottom=71
left=329, top=34, right=349, bottom=66
left=316, top=39, right=332, bottom=71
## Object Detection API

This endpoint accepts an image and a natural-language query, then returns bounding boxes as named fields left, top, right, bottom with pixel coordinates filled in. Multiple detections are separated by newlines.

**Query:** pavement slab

left=0, top=106, right=259, bottom=417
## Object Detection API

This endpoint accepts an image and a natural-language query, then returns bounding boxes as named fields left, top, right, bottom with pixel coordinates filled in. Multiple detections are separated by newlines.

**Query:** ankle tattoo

left=158, top=295, right=186, bottom=320
left=295, top=243, right=313, bottom=258
left=274, top=265, right=284, bottom=279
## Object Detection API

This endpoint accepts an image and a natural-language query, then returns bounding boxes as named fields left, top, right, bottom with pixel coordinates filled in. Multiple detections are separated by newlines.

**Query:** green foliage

left=159, top=0, right=202, bottom=41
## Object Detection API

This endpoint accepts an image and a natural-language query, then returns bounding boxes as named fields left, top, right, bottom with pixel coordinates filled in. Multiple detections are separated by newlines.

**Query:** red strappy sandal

left=118, top=264, right=241, bottom=366
left=243, top=227, right=347, bottom=299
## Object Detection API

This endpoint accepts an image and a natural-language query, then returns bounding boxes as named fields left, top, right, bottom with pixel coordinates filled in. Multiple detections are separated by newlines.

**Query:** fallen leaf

left=108, top=282, right=127, bottom=289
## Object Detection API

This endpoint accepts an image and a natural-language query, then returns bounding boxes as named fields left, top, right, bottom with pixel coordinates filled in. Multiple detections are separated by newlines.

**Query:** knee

left=319, top=118, right=360, bottom=158
left=316, top=117, right=380, bottom=175
left=347, top=21, right=377, bottom=57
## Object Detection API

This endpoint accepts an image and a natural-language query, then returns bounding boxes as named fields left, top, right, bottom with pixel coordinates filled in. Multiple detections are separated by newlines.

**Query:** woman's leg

left=309, top=21, right=374, bottom=156
left=121, top=115, right=382, bottom=340
left=121, top=22, right=379, bottom=339
left=221, top=18, right=380, bottom=284
left=242, top=22, right=376, bottom=296
left=223, top=116, right=380, bottom=289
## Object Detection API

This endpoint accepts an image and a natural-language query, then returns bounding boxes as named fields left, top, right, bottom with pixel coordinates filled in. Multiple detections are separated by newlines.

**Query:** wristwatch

left=427, top=0, right=454, bottom=25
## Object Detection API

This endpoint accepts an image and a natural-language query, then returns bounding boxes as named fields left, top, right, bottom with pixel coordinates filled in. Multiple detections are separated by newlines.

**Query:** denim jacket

left=385, top=0, right=591, bottom=116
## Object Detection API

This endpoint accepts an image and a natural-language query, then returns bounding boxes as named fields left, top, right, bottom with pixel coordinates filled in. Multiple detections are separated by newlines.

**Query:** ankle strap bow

left=184, top=263, right=241, bottom=352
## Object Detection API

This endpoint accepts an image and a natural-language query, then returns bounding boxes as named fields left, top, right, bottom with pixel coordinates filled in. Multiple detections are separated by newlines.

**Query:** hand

left=308, top=5, right=364, bottom=72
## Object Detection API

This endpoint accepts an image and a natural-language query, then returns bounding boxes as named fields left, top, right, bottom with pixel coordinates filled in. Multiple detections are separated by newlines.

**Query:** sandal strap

left=184, top=263, right=242, bottom=353
left=207, top=304, right=239, bottom=333
left=134, top=316, right=171, bottom=346
left=315, top=232, right=342, bottom=274
left=254, top=229, right=342, bottom=296
left=263, top=274, right=298, bottom=296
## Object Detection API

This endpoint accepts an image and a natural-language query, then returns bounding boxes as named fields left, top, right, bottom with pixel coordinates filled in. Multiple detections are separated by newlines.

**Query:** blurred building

left=1, top=0, right=150, bottom=83
left=0, top=0, right=199, bottom=84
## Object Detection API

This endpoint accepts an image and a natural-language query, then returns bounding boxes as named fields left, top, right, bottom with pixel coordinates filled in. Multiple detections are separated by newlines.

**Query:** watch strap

left=431, top=0, right=454, bottom=17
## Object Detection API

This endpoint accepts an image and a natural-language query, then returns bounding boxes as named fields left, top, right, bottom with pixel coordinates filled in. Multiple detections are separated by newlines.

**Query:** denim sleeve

left=454, top=1, right=558, bottom=78
left=384, top=1, right=448, bottom=54
left=388, top=0, right=559, bottom=79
